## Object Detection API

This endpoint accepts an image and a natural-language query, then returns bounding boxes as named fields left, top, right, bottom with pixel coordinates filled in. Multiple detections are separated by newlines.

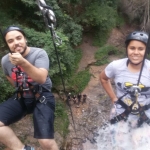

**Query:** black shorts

left=0, top=92, right=55, bottom=139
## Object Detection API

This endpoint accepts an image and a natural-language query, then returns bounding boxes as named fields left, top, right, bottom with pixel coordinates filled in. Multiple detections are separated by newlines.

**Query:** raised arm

left=9, top=53, right=48, bottom=84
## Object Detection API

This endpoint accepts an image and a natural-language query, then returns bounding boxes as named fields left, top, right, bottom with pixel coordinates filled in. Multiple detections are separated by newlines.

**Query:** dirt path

left=77, top=35, right=99, bottom=72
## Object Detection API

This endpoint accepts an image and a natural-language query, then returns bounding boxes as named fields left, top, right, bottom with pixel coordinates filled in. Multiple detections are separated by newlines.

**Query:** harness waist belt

left=110, top=100, right=150, bottom=126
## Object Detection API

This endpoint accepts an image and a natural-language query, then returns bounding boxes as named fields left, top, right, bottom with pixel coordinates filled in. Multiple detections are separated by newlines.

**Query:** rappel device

left=36, top=0, right=62, bottom=46
left=36, top=0, right=56, bottom=26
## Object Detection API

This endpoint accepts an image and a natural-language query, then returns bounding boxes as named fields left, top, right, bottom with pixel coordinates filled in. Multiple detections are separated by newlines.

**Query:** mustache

left=14, top=44, right=22, bottom=49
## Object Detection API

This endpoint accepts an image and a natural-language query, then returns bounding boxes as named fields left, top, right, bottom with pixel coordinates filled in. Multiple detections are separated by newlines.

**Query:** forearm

left=100, top=78, right=117, bottom=102
left=100, top=71, right=117, bottom=103
left=20, top=59, right=48, bottom=84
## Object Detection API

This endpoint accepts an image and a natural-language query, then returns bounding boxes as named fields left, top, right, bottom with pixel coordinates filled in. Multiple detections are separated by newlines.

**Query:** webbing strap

left=111, top=100, right=150, bottom=126
left=110, top=102, right=133, bottom=124
left=110, top=112, right=128, bottom=124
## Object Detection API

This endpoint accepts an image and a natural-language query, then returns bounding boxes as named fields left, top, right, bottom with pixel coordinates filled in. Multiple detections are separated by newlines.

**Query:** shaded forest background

left=0, top=0, right=150, bottom=143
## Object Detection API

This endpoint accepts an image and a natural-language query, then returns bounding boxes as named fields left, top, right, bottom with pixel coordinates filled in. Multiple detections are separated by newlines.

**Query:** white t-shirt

left=105, top=58, right=150, bottom=120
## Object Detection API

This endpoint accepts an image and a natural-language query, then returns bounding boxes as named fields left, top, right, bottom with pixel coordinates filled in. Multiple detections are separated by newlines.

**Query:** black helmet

left=125, top=31, right=148, bottom=46
left=3, top=25, right=26, bottom=38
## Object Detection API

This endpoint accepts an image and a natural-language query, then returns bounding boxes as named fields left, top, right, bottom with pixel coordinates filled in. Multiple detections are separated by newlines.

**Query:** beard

left=20, top=45, right=27, bottom=55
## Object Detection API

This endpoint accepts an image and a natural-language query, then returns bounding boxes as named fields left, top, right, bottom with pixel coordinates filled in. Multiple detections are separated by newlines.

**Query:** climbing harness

left=10, top=64, right=54, bottom=115
left=110, top=85, right=150, bottom=127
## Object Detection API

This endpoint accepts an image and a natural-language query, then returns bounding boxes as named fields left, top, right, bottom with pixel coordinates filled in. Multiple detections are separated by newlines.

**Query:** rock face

left=64, top=65, right=112, bottom=150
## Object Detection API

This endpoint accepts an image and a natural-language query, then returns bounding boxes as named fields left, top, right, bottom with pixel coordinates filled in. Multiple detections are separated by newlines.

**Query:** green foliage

left=23, top=27, right=75, bottom=77
left=0, top=0, right=83, bottom=46
left=0, top=11, right=17, bottom=48
left=52, top=48, right=86, bottom=93
left=0, top=44, right=14, bottom=102
left=0, top=11, right=16, bottom=27
left=115, top=14, right=125, bottom=28
left=0, top=0, right=43, bottom=30
left=93, top=29, right=110, bottom=47
left=62, top=19, right=83, bottom=46
left=52, top=48, right=82, bottom=89
left=72, top=48, right=82, bottom=71
left=95, top=45, right=118, bottom=59
left=20, top=0, right=35, bottom=6
left=54, top=100, right=69, bottom=137
left=75, top=1, right=123, bottom=47
left=76, top=1, right=119, bottom=28
left=46, top=0, right=83, bottom=46
left=0, top=70, right=14, bottom=102
left=68, top=69, right=91, bottom=93
left=95, top=45, right=118, bottom=65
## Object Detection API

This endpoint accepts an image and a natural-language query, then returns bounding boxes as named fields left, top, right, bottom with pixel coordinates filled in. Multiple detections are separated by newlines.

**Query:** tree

left=120, top=0, right=150, bottom=31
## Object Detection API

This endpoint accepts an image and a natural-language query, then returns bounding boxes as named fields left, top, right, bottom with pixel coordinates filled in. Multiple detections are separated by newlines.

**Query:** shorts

left=0, top=91, right=55, bottom=139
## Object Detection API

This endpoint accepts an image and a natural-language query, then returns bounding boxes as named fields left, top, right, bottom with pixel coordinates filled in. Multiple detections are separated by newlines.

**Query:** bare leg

left=38, top=139, right=59, bottom=150
left=0, top=122, right=24, bottom=150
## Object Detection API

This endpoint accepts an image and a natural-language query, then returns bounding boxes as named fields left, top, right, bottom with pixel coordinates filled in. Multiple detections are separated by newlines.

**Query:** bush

left=0, top=70, right=14, bottom=102
left=72, top=48, right=82, bottom=71
left=78, top=1, right=124, bottom=47
left=23, top=27, right=76, bottom=78
left=93, top=29, right=110, bottom=47
left=68, top=69, right=91, bottom=93
left=95, top=45, right=119, bottom=65
left=54, top=100, right=69, bottom=137
left=61, top=18, right=83, bottom=46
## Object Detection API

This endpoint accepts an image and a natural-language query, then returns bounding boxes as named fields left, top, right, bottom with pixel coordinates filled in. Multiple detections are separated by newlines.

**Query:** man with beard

left=0, top=26, right=58, bottom=150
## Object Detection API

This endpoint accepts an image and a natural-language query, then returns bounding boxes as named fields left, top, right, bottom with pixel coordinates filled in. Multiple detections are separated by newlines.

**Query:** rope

left=36, top=0, right=78, bottom=141
left=48, top=25, right=78, bottom=139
